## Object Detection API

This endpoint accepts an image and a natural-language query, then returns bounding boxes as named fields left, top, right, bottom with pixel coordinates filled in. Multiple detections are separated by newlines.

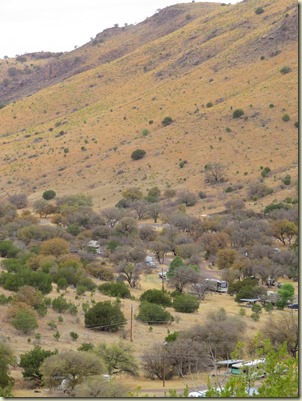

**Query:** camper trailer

left=204, top=278, right=228, bottom=293
left=231, top=358, right=266, bottom=379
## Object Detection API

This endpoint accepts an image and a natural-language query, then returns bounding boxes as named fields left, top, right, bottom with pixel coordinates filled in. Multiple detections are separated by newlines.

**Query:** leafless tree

left=168, top=266, right=200, bottom=293
left=204, top=163, right=227, bottom=184
left=8, top=193, right=28, bottom=209
left=116, top=261, right=143, bottom=288
left=129, top=200, right=149, bottom=220
left=258, top=312, right=298, bottom=357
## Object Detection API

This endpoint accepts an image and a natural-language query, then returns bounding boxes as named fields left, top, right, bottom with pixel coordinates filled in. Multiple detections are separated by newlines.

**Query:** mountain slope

left=0, top=0, right=298, bottom=212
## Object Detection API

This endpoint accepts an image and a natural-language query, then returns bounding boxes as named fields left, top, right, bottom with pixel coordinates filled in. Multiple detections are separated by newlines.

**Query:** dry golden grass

left=0, top=0, right=297, bottom=215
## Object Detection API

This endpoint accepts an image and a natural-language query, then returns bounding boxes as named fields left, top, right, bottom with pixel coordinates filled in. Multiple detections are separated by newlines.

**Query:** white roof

left=232, top=358, right=265, bottom=368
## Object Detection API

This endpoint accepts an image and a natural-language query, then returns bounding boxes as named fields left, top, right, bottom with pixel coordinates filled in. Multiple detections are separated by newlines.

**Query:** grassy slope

left=0, top=0, right=298, bottom=213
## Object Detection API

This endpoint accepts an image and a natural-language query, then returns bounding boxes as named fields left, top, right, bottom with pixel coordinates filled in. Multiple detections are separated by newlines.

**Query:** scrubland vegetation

left=0, top=184, right=298, bottom=396
left=0, top=0, right=298, bottom=396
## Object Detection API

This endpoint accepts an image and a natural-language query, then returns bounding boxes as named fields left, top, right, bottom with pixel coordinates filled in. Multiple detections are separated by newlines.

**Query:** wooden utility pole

left=162, top=352, right=166, bottom=387
left=130, top=304, right=133, bottom=342
left=161, top=267, right=165, bottom=292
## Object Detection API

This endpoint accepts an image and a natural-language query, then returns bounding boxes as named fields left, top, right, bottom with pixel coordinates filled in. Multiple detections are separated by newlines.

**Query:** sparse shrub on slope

left=280, top=66, right=292, bottom=74
left=255, top=7, right=264, bottom=14
left=131, top=149, right=146, bottom=160
left=232, top=109, right=244, bottom=118
left=248, top=181, right=273, bottom=200
left=161, top=116, right=173, bottom=126
left=12, top=308, right=38, bottom=334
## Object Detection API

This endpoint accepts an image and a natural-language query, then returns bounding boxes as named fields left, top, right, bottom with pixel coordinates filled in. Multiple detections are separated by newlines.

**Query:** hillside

left=0, top=0, right=298, bottom=214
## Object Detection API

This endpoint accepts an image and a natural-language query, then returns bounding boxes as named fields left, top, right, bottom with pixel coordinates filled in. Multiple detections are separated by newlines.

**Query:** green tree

left=98, top=281, right=131, bottom=298
left=19, top=346, right=57, bottom=384
left=0, top=341, right=15, bottom=388
left=277, top=283, right=295, bottom=308
left=95, top=342, right=139, bottom=375
left=145, top=186, right=161, bottom=203
left=42, top=190, right=56, bottom=200
left=12, top=309, right=38, bottom=334
left=0, top=240, right=19, bottom=258
left=136, top=301, right=174, bottom=324
left=167, top=256, right=183, bottom=278
left=85, top=301, right=126, bottom=332
left=140, top=289, right=172, bottom=307
left=173, top=293, right=200, bottom=313
left=40, top=351, right=105, bottom=393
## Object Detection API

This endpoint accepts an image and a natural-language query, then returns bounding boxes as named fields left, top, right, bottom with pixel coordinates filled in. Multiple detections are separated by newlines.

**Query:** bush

left=131, top=149, right=146, bottom=160
left=248, top=181, right=273, bottom=200
left=12, top=309, right=38, bottom=334
left=136, top=301, right=174, bottom=324
left=165, top=331, right=179, bottom=342
left=56, top=277, right=68, bottom=290
left=173, top=294, right=200, bottom=313
left=228, top=278, right=259, bottom=295
left=1, top=269, right=52, bottom=294
left=282, top=114, right=290, bottom=122
left=52, top=296, right=70, bottom=313
left=206, top=102, right=213, bottom=108
left=232, top=109, right=244, bottom=119
left=261, top=166, right=271, bottom=178
left=85, top=263, right=114, bottom=281
left=76, top=285, right=86, bottom=296
left=161, top=116, right=173, bottom=126
left=264, top=303, right=274, bottom=312
left=176, top=190, right=197, bottom=207
left=42, top=190, right=56, bottom=200
left=19, top=346, right=57, bottom=383
left=70, top=331, right=79, bottom=341
left=251, top=312, right=260, bottom=321
left=140, top=289, right=172, bottom=307
left=282, top=174, right=291, bottom=185
left=0, top=294, right=12, bottom=304
left=85, top=301, right=126, bottom=332
left=142, top=129, right=150, bottom=137
left=198, top=191, right=207, bottom=199
left=280, top=66, right=292, bottom=74
left=235, top=285, right=260, bottom=303
left=98, top=281, right=131, bottom=299
left=251, top=304, right=262, bottom=313
left=77, top=342, right=94, bottom=352
left=0, top=240, right=20, bottom=258
left=264, top=202, right=290, bottom=214
left=255, top=7, right=264, bottom=14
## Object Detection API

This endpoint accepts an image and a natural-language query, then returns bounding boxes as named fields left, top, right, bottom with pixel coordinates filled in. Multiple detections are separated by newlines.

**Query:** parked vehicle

left=204, top=278, right=228, bottom=293
left=288, top=303, right=298, bottom=309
